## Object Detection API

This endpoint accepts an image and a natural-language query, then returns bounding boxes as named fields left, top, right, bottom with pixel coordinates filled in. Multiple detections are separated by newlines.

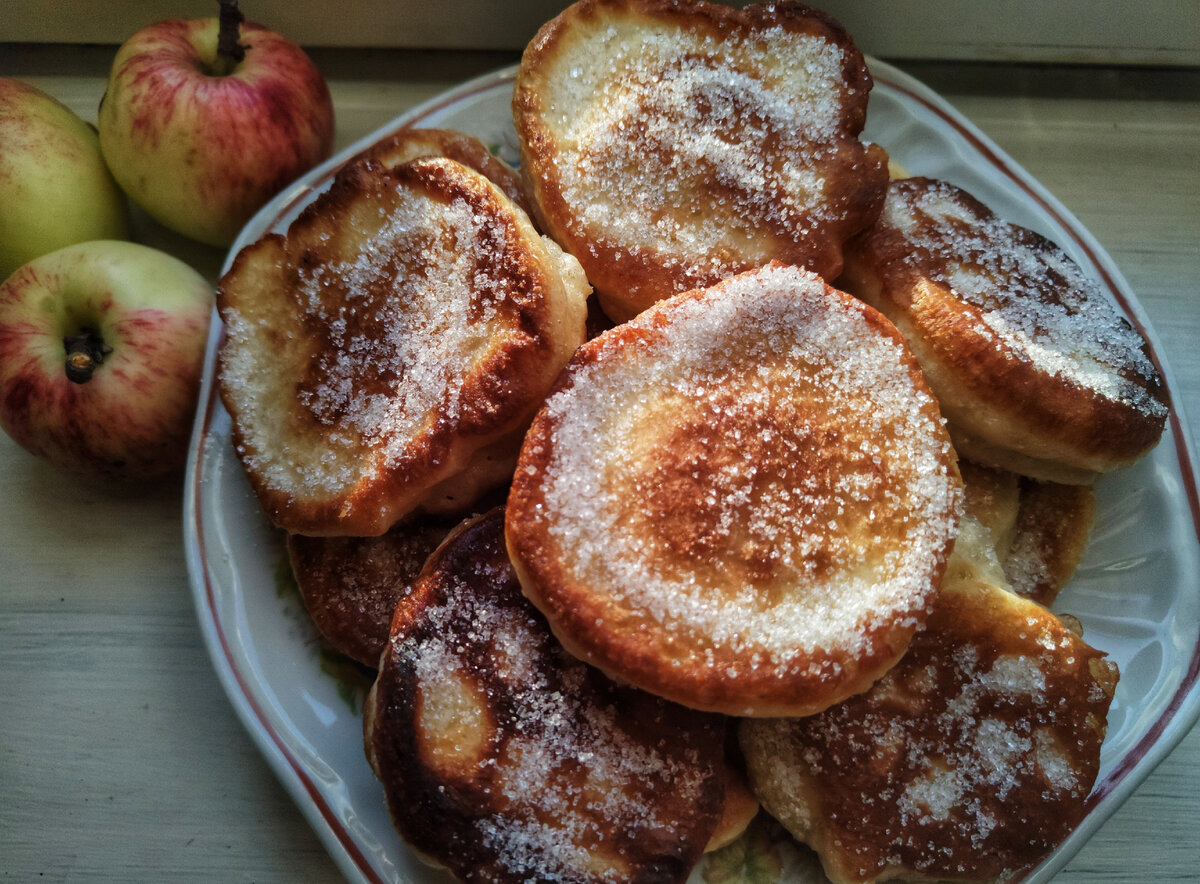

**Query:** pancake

left=706, top=764, right=760, bottom=854
left=351, top=126, right=532, bottom=216
left=286, top=510, right=462, bottom=667
left=1002, top=477, right=1095, bottom=606
left=216, top=153, right=590, bottom=536
left=958, top=461, right=1020, bottom=558
left=945, top=462, right=1022, bottom=594
left=363, top=506, right=727, bottom=883
left=840, top=176, right=1169, bottom=484
left=505, top=263, right=962, bottom=718
left=513, top=0, right=889, bottom=322
left=739, top=573, right=1119, bottom=884
left=954, top=461, right=1094, bottom=606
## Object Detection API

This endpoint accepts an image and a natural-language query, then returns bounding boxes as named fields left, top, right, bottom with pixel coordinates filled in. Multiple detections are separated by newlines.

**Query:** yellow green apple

left=97, top=2, right=335, bottom=247
left=0, top=79, right=129, bottom=282
left=0, top=241, right=213, bottom=481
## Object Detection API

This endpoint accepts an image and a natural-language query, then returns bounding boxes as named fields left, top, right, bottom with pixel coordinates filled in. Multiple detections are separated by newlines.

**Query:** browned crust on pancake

left=286, top=511, right=462, bottom=667
left=505, top=264, right=962, bottom=718
left=350, top=126, right=532, bottom=216
left=705, top=761, right=760, bottom=853
left=363, top=507, right=726, bottom=883
left=958, top=460, right=1020, bottom=555
left=954, top=461, right=1093, bottom=605
left=840, top=177, right=1168, bottom=481
left=514, top=0, right=889, bottom=321
left=739, top=576, right=1118, bottom=883
left=216, top=156, right=586, bottom=536
left=1003, top=477, right=1095, bottom=606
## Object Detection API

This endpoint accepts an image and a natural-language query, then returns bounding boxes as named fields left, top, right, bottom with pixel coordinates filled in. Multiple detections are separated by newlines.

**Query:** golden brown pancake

left=513, top=0, right=889, bottom=321
left=958, top=461, right=1020, bottom=556
left=1003, top=477, right=1095, bottom=606
left=216, top=154, right=589, bottom=536
left=506, top=263, right=962, bottom=718
left=363, top=507, right=727, bottom=883
left=955, top=461, right=1094, bottom=606
left=739, top=574, right=1119, bottom=884
left=705, top=756, right=761, bottom=854
left=286, top=510, right=462, bottom=667
left=840, top=176, right=1169, bottom=484
left=945, top=461, right=1022, bottom=592
left=351, top=126, right=532, bottom=216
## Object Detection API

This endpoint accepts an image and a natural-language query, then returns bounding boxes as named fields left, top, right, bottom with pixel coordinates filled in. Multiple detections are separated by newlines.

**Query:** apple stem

left=215, top=0, right=247, bottom=75
left=64, top=331, right=113, bottom=385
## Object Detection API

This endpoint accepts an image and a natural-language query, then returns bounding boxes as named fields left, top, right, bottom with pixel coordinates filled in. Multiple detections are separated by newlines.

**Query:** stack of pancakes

left=214, top=1, right=1167, bottom=882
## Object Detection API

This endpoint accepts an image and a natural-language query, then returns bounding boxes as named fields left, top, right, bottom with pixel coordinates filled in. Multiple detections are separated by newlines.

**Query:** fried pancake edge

left=216, top=156, right=588, bottom=536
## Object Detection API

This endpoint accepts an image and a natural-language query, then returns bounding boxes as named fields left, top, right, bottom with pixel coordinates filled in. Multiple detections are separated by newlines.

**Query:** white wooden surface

left=1, top=50, right=1198, bottom=883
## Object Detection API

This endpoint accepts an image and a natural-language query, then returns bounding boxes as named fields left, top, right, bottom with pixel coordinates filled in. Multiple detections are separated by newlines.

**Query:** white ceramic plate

left=184, top=59, right=1200, bottom=884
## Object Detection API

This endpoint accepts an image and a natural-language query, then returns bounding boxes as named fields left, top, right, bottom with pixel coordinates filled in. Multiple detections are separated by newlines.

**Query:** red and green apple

left=0, top=241, right=213, bottom=482
left=97, top=1, right=335, bottom=247
left=0, top=78, right=129, bottom=282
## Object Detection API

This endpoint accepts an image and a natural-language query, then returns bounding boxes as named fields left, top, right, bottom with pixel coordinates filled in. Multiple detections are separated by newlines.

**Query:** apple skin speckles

left=0, top=241, right=213, bottom=482
left=0, top=78, right=129, bottom=280
left=97, top=16, right=335, bottom=248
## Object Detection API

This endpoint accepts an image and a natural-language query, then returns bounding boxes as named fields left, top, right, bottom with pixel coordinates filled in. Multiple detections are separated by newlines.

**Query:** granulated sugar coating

left=998, top=478, right=1095, bottom=607
left=216, top=156, right=588, bottom=535
left=292, top=200, right=507, bottom=473
left=514, top=0, right=889, bottom=320
left=886, top=179, right=1164, bottom=416
left=556, top=29, right=844, bottom=258
left=841, top=175, right=1168, bottom=482
left=739, top=576, right=1119, bottom=883
left=506, top=263, right=963, bottom=718
left=364, top=508, right=725, bottom=884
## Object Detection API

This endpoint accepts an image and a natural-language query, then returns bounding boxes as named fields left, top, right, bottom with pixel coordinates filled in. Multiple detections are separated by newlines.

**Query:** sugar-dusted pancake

left=216, top=154, right=589, bottom=536
left=957, top=461, right=1020, bottom=557
left=955, top=461, right=1094, bottom=606
left=351, top=126, right=532, bottom=216
left=1002, top=477, right=1095, bottom=606
left=739, top=574, right=1119, bottom=884
left=363, top=507, right=727, bottom=883
left=945, top=461, right=1022, bottom=591
left=840, top=176, right=1169, bottom=484
left=506, top=263, right=962, bottom=718
left=286, top=510, right=461, bottom=667
left=513, top=0, right=889, bottom=322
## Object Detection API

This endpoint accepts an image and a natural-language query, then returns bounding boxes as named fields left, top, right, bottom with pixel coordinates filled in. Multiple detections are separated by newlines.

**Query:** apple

left=97, top=0, right=335, bottom=247
left=0, top=79, right=129, bottom=282
left=0, top=241, right=213, bottom=482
